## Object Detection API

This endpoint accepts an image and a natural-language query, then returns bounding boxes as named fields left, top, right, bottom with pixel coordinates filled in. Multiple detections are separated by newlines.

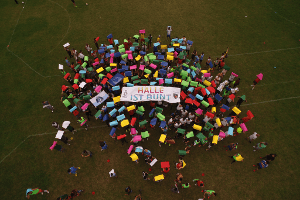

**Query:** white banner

left=90, top=91, right=109, bottom=107
left=120, top=86, right=181, bottom=103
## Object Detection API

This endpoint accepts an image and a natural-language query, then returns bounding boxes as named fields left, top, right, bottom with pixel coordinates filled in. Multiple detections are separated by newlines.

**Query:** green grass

left=0, top=0, right=300, bottom=199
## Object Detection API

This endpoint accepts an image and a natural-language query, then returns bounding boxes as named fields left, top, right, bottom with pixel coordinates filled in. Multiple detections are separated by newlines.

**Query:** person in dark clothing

left=120, top=137, right=128, bottom=145
left=60, top=135, right=71, bottom=145
left=260, top=154, right=277, bottom=162
left=84, top=107, right=92, bottom=121
left=236, top=95, right=247, bottom=108
left=233, top=78, right=240, bottom=88
left=94, top=38, right=99, bottom=49
left=125, top=186, right=132, bottom=195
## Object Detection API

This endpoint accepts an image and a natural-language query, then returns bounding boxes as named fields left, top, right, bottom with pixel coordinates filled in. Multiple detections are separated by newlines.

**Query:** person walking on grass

left=71, top=0, right=77, bottom=7
left=202, top=190, right=217, bottom=199
left=125, top=186, right=132, bottom=195
left=26, top=188, right=49, bottom=199
left=229, top=153, right=244, bottom=164
left=42, top=101, right=54, bottom=112
left=253, top=142, right=268, bottom=152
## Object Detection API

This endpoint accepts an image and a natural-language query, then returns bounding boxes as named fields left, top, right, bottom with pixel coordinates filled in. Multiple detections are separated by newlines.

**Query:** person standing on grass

left=251, top=73, right=263, bottom=90
left=181, top=183, right=190, bottom=189
left=63, top=124, right=77, bottom=134
left=134, top=193, right=142, bottom=200
left=260, top=154, right=277, bottom=162
left=200, top=52, right=204, bottom=64
left=68, top=166, right=80, bottom=176
left=142, top=171, right=150, bottom=180
left=236, top=95, right=247, bottom=108
left=61, top=135, right=71, bottom=146
left=233, top=78, right=240, bottom=88
left=148, top=34, right=152, bottom=49
left=253, top=142, right=268, bottom=152
left=42, top=101, right=54, bottom=112
left=94, top=38, right=99, bottom=49
left=51, top=143, right=65, bottom=153
left=26, top=188, right=49, bottom=199
left=109, top=171, right=117, bottom=178
left=81, top=150, right=92, bottom=157
left=171, top=183, right=180, bottom=193
left=186, top=42, right=191, bottom=56
left=166, top=26, right=172, bottom=40
left=65, top=57, right=71, bottom=67
left=52, top=122, right=62, bottom=130
left=175, top=173, right=183, bottom=183
left=202, top=190, right=217, bottom=199
left=125, top=186, right=132, bottom=195
left=247, top=132, right=260, bottom=143
left=193, top=179, right=204, bottom=187
left=253, top=160, right=269, bottom=172
left=224, top=143, right=238, bottom=151
left=99, top=141, right=108, bottom=151
left=206, top=57, right=211, bottom=68
left=70, top=189, right=84, bottom=198
left=229, top=153, right=244, bottom=164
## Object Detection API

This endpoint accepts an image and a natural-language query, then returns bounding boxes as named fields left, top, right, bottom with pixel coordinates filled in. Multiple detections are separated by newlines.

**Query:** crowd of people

left=33, top=27, right=276, bottom=199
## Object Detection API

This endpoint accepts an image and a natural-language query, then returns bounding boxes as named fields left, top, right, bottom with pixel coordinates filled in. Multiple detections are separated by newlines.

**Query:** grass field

left=0, top=0, right=300, bottom=199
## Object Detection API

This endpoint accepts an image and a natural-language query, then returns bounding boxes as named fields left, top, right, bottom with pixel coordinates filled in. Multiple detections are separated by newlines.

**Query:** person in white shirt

left=181, top=110, right=188, bottom=118
left=203, top=116, right=210, bottom=123
left=207, top=76, right=213, bottom=82
left=182, top=36, right=187, bottom=45
left=179, top=118, right=187, bottom=128
left=221, top=118, right=229, bottom=126
left=247, top=132, right=260, bottom=143
left=188, top=112, right=195, bottom=120
left=186, top=118, right=193, bottom=125
left=78, top=51, right=84, bottom=60
left=177, top=104, right=183, bottom=115
left=174, top=122, right=181, bottom=129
